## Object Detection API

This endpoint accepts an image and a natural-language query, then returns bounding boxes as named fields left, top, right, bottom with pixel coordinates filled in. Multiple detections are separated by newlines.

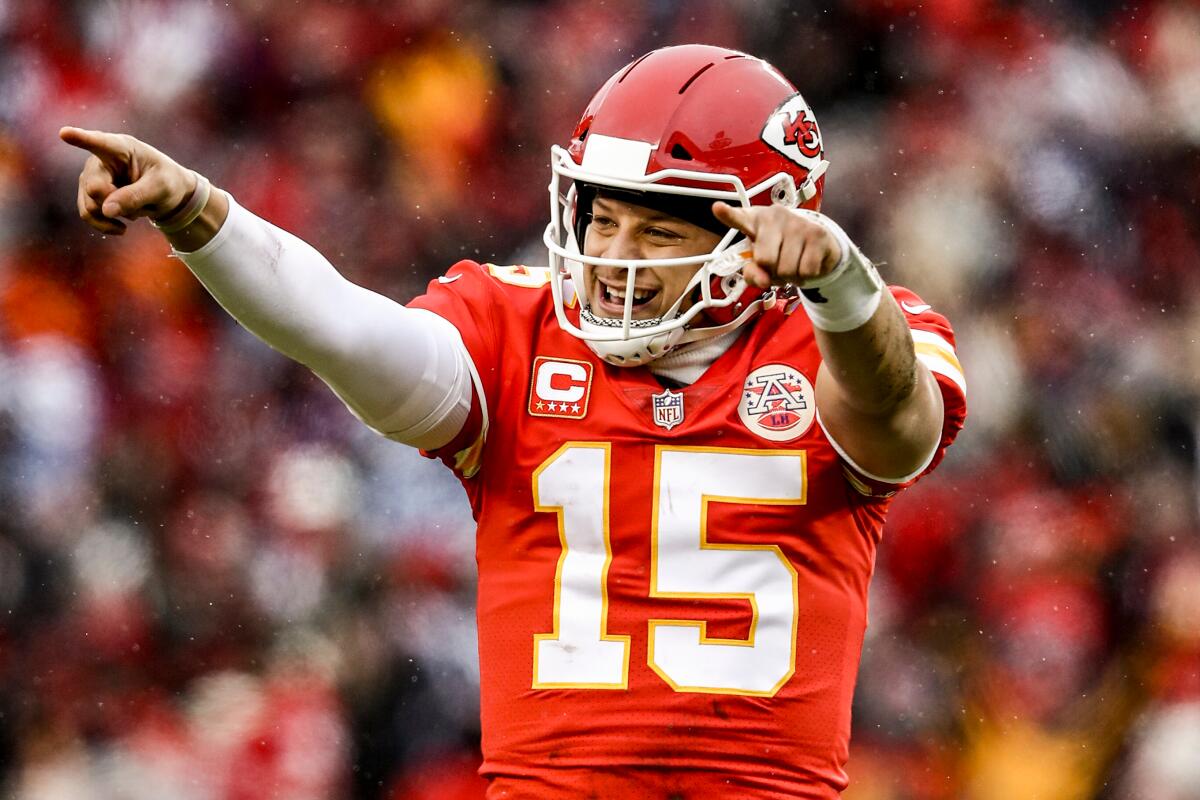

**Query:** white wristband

left=793, top=210, right=884, bottom=332
left=153, top=172, right=211, bottom=234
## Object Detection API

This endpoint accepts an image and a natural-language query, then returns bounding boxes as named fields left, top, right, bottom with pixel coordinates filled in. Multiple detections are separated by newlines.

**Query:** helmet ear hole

left=771, top=178, right=798, bottom=208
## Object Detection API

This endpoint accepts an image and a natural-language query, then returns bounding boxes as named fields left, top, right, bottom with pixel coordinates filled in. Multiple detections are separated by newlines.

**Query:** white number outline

left=531, top=442, right=631, bottom=689
left=648, top=446, right=805, bottom=697
left=531, top=443, right=806, bottom=696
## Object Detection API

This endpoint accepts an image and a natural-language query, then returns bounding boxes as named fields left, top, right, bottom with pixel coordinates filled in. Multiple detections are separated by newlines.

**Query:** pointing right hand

left=59, top=127, right=195, bottom=236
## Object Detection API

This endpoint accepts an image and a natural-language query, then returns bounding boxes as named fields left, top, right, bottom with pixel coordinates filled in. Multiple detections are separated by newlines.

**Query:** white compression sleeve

left=175, top=194, right=476, bottom=451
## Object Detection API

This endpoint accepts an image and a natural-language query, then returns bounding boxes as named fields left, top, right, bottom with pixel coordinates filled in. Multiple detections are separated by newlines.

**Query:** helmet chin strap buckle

left=708, top=240, right=754, bottom=277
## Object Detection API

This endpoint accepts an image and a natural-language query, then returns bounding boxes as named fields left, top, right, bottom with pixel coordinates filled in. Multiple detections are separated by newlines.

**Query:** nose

left=599, top=229, right=643, bottom=262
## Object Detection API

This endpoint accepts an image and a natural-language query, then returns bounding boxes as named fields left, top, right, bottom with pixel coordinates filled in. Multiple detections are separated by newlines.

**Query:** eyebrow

left=592, top=198, right=685, bottom=225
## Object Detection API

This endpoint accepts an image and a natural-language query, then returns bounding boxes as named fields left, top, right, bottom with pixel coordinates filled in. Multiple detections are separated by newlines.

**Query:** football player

left=64, top=44, right=965, bottom=799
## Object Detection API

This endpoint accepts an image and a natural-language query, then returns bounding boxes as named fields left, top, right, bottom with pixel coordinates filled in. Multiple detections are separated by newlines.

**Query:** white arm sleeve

left=175, top=193, right=477, bottom=451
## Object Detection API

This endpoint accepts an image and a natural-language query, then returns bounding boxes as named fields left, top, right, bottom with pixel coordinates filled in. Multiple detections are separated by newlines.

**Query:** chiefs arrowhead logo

left=780, top=108, right=821, bottom=158
left=761, top=93, right=824, bottom=174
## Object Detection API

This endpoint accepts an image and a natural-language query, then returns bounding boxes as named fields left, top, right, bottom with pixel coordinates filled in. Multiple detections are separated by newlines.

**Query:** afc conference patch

left=651, top=388, right=685, bottom=431
left=737, top=363, right=815, bottom=442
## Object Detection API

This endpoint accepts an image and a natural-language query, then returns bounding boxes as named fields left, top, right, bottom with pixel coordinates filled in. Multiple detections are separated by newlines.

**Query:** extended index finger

left=59, top=127, right=130, bottom=167
left=712, top=201, right=758, bottom=240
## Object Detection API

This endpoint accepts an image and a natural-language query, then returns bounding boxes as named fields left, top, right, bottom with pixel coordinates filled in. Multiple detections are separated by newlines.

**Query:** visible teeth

left=602, top=284, right=655, bottom=304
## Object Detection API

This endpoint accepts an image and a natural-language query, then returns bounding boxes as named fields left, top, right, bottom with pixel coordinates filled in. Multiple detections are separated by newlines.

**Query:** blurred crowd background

left=1, top=0, right=1198, bottom=797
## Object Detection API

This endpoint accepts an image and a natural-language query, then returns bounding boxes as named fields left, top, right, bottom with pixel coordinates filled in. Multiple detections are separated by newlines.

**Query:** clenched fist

left=59, top=126, right=197, bottom=236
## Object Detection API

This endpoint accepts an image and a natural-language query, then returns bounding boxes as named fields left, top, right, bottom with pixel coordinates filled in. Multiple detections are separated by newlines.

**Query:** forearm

left=814, top=293, right=920, bottom=416
left=60, top=128, right=471, bottom=445
left=800, top=220, right=944, bottom=480
left=174, top=195, right=472, bottom=449
left=813, top=293, right=944, bottom=479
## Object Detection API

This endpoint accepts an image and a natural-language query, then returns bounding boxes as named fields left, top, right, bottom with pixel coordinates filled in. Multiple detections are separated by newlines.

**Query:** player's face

left=582, top=196, right=722, bottom=320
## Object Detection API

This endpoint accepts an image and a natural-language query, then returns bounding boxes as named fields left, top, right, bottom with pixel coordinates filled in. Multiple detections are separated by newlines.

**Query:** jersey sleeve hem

left=452, top=343, right=490, bottom=478
left=824, top=309, right=967, bottom=496
left=405, top=260, right=505, bottom=479
left=816, top=405, right=939, bottom=486
left=373, top=309, right=477, bottom=451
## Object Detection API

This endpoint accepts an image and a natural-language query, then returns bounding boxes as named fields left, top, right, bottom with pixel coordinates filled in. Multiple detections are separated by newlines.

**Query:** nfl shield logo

left=651, top=388, right=685, bottom=431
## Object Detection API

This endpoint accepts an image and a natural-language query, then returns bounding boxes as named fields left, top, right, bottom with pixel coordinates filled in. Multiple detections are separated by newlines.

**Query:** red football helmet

left=544, top=44, right=829, bottom=366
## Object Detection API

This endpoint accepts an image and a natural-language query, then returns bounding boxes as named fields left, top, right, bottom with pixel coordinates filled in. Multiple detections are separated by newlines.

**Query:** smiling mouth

left=596, top=281, right=661, bottom=315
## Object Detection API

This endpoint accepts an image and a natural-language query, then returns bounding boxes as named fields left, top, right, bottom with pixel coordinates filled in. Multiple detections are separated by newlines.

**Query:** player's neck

left=647, top=328, right=744, bottom=386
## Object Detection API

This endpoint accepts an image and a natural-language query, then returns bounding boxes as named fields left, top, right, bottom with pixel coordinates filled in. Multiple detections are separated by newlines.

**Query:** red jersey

left=408, top=261, right=966, bottom=799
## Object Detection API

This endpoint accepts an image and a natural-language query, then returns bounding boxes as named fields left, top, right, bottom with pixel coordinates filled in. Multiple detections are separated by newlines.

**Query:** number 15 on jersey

left=532, top=443, right=807, bottom=697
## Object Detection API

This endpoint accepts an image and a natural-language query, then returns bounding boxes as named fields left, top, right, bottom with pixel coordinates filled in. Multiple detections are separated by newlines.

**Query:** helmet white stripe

left=579, top=135, right=655, bottom=179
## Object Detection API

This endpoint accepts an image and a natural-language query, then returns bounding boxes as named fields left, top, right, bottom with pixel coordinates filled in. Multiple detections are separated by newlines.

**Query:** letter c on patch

left=535, top=361, right=588, bottom=402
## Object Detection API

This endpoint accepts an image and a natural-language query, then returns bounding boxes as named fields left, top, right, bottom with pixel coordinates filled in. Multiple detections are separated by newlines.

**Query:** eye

left=590, top=214, right=616, bottom=230
left=646, top=226, right=682, bottom=240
